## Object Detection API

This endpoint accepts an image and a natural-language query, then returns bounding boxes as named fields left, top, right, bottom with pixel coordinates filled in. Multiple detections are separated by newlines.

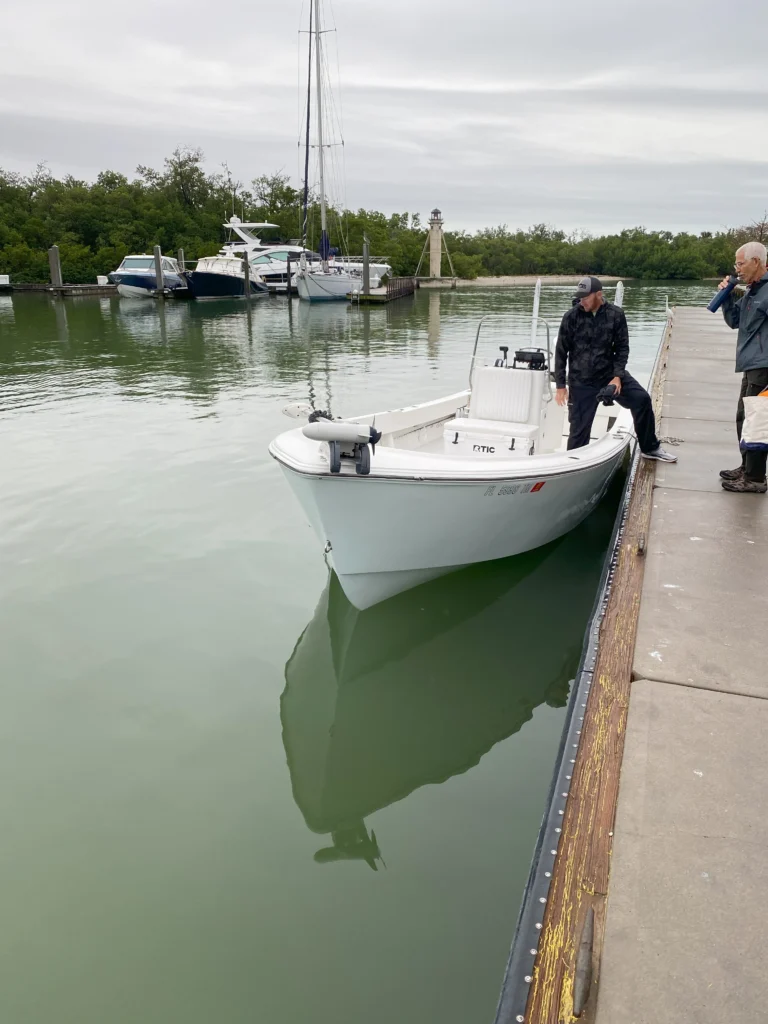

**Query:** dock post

left=243, top=255, right=251, bottom=298
left=48, top=245, right=63, bottom=288
left=286, top=256, right=292, bottom=296
left=153, top=246, right=165, bottom=296
left=177, top=248, right=185, bottom=271
left=362, top=236, right=370, bottom=296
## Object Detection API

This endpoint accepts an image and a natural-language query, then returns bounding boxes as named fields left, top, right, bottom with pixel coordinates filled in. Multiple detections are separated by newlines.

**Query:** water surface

left=0, top=283, right=713, bottom=1024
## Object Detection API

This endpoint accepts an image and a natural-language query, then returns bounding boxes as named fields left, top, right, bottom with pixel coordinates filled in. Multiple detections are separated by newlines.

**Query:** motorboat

left=108, top=254, right=188, bottom=298
left=183, top=255, right=269, bottom=299
left=281, top=491, right=623, bottom=866
left=213, top=221, right=390, bottom=295
left=270, top=310, right=633, bottom=609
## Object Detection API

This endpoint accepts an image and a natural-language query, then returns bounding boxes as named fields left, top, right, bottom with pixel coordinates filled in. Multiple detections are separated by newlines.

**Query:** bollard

left=48, top=245, right=63, bottom=288
left=362, top=236, right=370, bottom=296
left=153, top=246, right=164, bottom=296
left=243, top=255, right=251, bottom=298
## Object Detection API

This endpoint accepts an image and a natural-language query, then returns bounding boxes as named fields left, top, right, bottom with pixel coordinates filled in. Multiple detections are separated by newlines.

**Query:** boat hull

left=184, top=271, right=268, bottom=299
left=110, top=272, right=188, bottom=298
left=296, top=270, right=354, bottom=302
left=277, top=447, right=627, bottom=609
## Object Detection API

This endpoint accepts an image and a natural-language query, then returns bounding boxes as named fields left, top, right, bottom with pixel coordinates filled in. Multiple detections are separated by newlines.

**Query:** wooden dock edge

left=494, top=313, right=674, bottom=1024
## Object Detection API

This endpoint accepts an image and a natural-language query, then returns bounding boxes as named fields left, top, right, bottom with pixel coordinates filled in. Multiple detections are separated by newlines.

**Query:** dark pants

left=736, top=367, right=768, bottom=482
left=567, top=373, right=659, bottom=454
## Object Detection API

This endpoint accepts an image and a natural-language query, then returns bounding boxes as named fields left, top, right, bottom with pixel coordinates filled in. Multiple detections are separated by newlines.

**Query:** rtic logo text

left=473, top=444, right=495, bottom=453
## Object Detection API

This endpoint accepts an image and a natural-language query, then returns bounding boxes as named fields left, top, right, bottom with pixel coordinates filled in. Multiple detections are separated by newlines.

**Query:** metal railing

left=386, top=277, right=416, bottom=301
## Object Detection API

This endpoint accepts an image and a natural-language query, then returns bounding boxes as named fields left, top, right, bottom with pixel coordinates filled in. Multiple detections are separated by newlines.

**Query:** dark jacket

left=554, top=300, right=629, bottom=389
left=721, top=273, right=768, bottom=372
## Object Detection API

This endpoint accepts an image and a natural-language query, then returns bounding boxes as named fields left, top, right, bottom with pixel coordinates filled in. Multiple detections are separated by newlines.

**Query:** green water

left=0, top=283, right=714, bottom=1024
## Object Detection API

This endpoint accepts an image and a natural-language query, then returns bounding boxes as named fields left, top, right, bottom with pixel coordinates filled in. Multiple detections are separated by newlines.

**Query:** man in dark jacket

left=555, top=277, right=677, bottom=461
left=718, top=241, right=768, bottom=494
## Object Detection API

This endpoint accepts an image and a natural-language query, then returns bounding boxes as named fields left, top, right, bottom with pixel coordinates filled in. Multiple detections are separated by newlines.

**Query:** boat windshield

left=121, top=258, right=154, bottom=270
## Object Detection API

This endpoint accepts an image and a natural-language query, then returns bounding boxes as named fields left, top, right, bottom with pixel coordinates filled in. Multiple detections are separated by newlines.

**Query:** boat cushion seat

left=469, top=365, right=545, bottom=425
left=444, top=417, right=538, bottom=439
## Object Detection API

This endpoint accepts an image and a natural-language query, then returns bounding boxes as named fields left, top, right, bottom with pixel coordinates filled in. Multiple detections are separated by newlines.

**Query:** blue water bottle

left=707, top=275, right=738, bottom=313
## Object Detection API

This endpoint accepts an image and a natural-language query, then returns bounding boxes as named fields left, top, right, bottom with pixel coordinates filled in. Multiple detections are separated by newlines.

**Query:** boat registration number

left=484, top=482, right=546, bottom=497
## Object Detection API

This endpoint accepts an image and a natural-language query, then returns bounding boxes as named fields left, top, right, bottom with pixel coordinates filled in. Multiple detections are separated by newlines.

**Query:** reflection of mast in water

left=427, top=289, right=441, bottom=358
left=298, top=303, right=337, bottom=416
left=280, top=479, right=622, bottom=869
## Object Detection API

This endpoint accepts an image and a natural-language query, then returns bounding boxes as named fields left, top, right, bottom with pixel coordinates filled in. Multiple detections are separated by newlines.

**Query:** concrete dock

left=594, top=307, right=768, bottom=1022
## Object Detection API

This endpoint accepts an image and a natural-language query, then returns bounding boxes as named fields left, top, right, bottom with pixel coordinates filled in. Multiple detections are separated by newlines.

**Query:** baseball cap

left=574, top=276, right=603, bottom=299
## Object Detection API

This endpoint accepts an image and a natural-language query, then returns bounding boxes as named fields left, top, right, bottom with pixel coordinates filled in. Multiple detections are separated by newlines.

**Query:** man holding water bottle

left=717, top=241, right=768, bottom=493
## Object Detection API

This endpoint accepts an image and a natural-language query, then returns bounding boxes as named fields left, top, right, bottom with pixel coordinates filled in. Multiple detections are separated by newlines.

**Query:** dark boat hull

left=184, top=271, right=269, bottom=299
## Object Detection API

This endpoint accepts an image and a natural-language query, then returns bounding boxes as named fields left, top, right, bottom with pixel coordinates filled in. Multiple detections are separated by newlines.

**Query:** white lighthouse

left=416, top=208, right=457, bottom=288
left=428, top=208, right=444, bottom=278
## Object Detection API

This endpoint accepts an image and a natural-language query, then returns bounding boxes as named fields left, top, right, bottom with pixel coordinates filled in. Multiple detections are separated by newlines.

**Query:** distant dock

left=496, top=306, right=767, bottom=1023
left=347, top=276, right=416, bottom=304
left=6, top=282, right=117, bottom=297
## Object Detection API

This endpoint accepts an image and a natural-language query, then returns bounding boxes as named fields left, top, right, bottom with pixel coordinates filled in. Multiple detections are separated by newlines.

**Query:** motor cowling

left=302, top=418, right=381, bottom=475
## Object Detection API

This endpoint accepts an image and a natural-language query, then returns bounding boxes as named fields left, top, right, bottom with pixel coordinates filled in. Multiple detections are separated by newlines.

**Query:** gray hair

left=736, top=241, right=768, bottom=264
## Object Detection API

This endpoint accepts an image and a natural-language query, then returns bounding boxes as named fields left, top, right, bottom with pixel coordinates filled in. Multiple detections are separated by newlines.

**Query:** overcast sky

left=1, top=0, right=766, bottom=234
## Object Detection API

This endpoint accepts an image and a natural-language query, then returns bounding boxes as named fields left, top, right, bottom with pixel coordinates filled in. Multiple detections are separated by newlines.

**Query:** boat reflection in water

left=281, top=473, right=623, bottom=869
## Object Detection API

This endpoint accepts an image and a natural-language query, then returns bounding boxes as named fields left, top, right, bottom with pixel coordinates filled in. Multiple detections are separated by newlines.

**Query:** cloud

left=1, top=0, right=766, bottom=233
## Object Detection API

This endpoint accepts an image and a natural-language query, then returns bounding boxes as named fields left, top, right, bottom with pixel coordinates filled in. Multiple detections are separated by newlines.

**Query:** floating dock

left=6, top=282, right=117, bottom=297
left=348, top=276, right=416, bottom=304
left=495, top=306, right=768, bottom=1023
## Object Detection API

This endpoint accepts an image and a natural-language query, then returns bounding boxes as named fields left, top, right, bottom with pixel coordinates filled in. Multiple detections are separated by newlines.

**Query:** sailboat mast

left=301, top=0, right=313, bottom=248
left=314, top=0, right=329, bottom=272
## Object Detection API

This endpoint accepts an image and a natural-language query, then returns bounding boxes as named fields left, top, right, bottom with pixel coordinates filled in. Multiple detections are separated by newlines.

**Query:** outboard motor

left=302, top=415, right=382, bottom=475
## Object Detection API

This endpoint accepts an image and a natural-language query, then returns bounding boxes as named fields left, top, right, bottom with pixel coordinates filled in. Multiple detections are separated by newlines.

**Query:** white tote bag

left=741, top=389, right=768, bottom=452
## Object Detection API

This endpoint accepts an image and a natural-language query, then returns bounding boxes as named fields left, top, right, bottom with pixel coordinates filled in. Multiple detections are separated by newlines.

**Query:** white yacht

left=213, top=219, right=391, bottom=295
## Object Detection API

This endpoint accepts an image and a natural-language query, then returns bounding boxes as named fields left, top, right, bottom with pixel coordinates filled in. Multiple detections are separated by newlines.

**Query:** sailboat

left=296, top=0, right=374, bottom=302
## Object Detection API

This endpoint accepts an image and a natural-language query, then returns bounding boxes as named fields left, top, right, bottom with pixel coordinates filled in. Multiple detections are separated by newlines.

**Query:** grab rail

left=468, top=314, right=554, bottom=390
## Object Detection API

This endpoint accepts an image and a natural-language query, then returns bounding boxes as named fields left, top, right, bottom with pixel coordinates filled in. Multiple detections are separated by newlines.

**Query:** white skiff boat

left=270, top=318, right=633, bottom=609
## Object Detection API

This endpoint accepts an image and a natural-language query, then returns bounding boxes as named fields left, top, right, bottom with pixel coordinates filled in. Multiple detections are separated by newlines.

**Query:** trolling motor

left=596, top=383, right=618, bottom=406
left=302, top=415, right=382, bottom=475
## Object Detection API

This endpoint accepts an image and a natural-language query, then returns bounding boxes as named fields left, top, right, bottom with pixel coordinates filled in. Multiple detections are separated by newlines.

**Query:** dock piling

left=153, top=246, right=164, bottom=296
left=48, top=245, right=63, bottom=288
left=362, top=236, right=371, bottom=296
left=243, top=255, right=251, bottom=297
left=177, top=248, right=185, bottom=271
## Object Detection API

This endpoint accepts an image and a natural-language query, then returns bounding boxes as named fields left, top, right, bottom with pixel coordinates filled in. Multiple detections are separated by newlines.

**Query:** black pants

left=736, top=367, right=768, bottom=482
left=567, top=374, right=659, bottom=454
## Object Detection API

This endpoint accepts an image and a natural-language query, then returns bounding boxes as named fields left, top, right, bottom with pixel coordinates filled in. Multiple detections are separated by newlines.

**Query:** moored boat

left=270, top=316, right=633, bottom=609
left=184, top=255, right=269, bottom=299
left=108, top=254, right=187, bottom=298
